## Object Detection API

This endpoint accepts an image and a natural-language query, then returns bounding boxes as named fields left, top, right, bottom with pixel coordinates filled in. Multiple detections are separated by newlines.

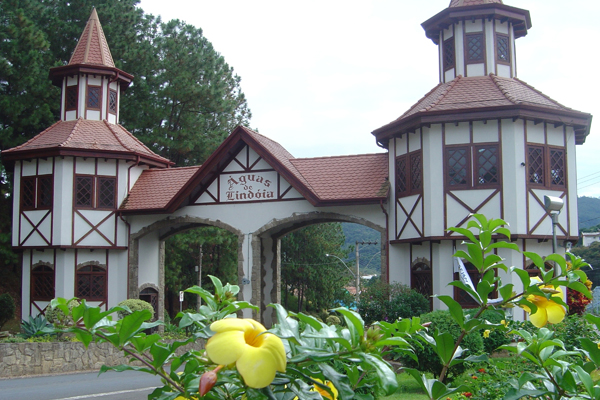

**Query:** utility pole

left=355, top=241, right=378, bottom=303
left=196, top=244, right=203, bottom=311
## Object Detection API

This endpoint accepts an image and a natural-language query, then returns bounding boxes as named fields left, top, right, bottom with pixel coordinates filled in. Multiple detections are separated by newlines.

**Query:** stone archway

left=251, top=211, right=386, bottom=325
left=128, top=216, right=244, bottom=325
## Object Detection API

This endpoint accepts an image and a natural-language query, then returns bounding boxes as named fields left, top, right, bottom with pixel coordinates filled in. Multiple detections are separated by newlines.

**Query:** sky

left=139, top=0, right=600, bottom=197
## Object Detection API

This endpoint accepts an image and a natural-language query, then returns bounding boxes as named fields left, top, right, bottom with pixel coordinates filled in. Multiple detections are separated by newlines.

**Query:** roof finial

left=68, top=7, right=115, bottom=67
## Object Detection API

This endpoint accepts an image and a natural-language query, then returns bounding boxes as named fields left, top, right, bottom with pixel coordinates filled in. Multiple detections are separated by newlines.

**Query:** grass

left=381, top=372, right=428, bottom=400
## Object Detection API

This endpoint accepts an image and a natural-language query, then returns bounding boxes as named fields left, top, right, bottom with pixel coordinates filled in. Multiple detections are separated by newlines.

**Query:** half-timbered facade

left=5, top=1, right=593, bottom=324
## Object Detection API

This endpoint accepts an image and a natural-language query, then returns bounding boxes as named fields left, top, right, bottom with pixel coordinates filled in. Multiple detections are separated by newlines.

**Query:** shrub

left=117, top=299, right=154, bottom=319
left=326, top=315, right=341, bottom=325
left=357, top=282, right=429, bottom=325
left=46, top=299, right=81, bottom=328
left=0, top=293, right=16, bottom=330
left=20, top=315, right=54, bottom=339
left=466, top=309, right=511, bottom=354
left=397, top=309, right=484, bottom=383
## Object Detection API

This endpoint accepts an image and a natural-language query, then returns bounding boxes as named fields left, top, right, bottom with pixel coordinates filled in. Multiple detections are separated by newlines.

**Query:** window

left=21, top=175, right=53, bottom=211
left=411, top=261, right=432, bottom=311
left=31, top=264, right=55, bottom=301
left=396, top=150, right=422, bottom=197
left=443, top=37, right=455, bottom=71
left=87, top=86, right=102, bottom=109
left=76, top=263, right=106, bottom=301
left=75, top=175, right=116, bottom=209
left=108, top=89, right=117, bottom=114
left=496, top=34, right=510, bottom=64
left=466, top=33, right=484, bottom=64
left=527, top=145, right=566, bottom=188
left=446, top=144, right=500, bottom=189
left=454, top=262, right=480, bottom=308
left=66, top=86, right=78, bottom=111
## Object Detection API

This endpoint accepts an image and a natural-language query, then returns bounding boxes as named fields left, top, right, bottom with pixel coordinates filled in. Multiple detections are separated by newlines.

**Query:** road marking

left=52, top=387, right=157, bottom=400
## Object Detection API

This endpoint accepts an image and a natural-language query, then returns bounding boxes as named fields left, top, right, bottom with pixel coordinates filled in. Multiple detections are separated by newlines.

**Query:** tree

left=164, top=227, right=238, bottom=317
left=281, top=223, right=348, bottom=312
left=0, top=0, right=251, bottom=299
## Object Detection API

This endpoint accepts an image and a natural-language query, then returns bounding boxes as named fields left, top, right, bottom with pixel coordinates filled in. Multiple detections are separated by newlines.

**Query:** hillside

left=341, top=223, right=381, bottom=275
left=578, top=196, right=600, bottom=230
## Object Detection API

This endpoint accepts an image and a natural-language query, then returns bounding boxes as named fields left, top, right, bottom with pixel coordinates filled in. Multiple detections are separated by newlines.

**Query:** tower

left=3, top=9, right=171, bottom=319
left=373, top=0, right=592, bottom=312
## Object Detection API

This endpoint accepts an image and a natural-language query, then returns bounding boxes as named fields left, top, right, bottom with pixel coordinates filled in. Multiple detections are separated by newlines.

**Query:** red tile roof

left=3, top=119, right=172, bottom=166
left=373, top=74, right=592, bottom=145
left=449, top=0, right=502, bottom=7
left=120, top=166, right=200, bottom=211
left=121, top=126, right=389, bottom=212
left=69, top=8, right=115, bottom=68
left=291, top=154, right=389, bottom=202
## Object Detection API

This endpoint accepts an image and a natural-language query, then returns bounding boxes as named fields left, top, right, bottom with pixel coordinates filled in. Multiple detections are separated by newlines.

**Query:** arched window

left=31, top=263, right=55, bottom=301
left=140, top=287, right=159, bottom=321
left=76, top=263, right=107, bottom=301
left=411, top=261, right=432, bottom=310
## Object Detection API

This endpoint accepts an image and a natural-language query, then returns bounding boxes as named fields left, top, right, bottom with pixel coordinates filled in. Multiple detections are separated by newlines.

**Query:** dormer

left=422, top=0, right=531, bottom=83
left=48, top=8, right=133, bottom=124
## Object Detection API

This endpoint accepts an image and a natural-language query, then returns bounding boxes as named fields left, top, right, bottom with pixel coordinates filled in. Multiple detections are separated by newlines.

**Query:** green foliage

left=400, top=310, right=484, bottom=382
left=20, top=315, right=53, bottom=339
left=550, top=313, right=600, bottom=351
left=577, top=196, right=600, bottom=230
left=0, top=293, right=16, bottom=330
left=358, top=281, right=430, bottom=325
left=466, top=309, right=511, bottom=354
left=46, top=299, right=80, bottom=328
left=569, top=243, right=600, bottom=288
left=117, top=299, right=154, bottom=319
left=281, top=223, right=349, bottom=312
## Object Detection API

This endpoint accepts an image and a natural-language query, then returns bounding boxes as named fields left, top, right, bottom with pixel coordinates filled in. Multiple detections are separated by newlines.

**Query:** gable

left=195, top=145, right=303, bottom=204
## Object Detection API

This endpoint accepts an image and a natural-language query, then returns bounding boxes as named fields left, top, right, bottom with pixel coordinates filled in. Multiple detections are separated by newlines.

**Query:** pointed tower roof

left=449, top=0, right=502, bottom=7
left=49, top=8, right=133, bottom=88
left=68, top=8, right=115, bottom=68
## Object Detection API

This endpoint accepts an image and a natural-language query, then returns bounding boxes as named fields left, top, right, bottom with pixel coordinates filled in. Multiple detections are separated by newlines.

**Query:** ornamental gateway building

left=4, top=0, right=592, bottom=325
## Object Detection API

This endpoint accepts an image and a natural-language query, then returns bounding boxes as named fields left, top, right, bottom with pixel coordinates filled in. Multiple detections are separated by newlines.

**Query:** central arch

left=252, top=211, right=386, bottom=325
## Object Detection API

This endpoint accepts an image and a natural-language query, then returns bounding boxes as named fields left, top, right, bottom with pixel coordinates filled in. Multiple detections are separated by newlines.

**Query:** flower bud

left=199, top=365, right=222, bottom=396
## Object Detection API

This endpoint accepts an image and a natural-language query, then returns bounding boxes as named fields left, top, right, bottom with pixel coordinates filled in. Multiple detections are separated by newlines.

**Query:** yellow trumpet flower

left=205, top=318, right=286, bottom=388
left=520, top=277, right=566, bottom=328
left=312, top=379, right=338, bottom=400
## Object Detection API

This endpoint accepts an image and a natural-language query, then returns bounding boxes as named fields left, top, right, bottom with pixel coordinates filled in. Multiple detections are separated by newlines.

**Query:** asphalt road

left=0, top=370, right=163, bottom=400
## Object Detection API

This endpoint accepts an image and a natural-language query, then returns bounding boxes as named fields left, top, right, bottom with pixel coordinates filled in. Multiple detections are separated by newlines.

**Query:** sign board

left=179, top=291, right=184, bottom=302
left=220, top=172, right=277, bottom=202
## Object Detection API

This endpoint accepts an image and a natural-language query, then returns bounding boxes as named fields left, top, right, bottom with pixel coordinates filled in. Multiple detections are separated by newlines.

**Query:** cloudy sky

left=139, top=0, right=600, bottom=197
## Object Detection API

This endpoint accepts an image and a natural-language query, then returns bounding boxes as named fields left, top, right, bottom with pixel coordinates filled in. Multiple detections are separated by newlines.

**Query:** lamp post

left=325, top=254, right=357, bottom=301
left=543, top=195, right=564, bottom=277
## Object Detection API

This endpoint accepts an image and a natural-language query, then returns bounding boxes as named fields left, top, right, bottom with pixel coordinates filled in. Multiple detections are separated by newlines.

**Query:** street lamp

left=544, top=195, right=564, bottom=277
left=325, top=254, right=359, bottom=301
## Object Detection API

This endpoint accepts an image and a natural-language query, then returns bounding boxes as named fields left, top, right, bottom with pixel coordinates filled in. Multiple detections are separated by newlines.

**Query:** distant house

left=582, top=232, right=600, bottom=247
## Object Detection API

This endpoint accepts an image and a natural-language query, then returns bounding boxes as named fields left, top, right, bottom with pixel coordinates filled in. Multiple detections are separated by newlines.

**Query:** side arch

left=128, top=216, right=244, bottom=325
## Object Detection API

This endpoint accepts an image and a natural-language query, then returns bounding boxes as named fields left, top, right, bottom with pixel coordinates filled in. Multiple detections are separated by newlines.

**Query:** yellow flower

left=483, top=330, right=490, bottom=338
left=312, top=379, right=338, bottom=400
left=205, top=318, right=286, bottom=388
left=520, top=277, right=566, bottom=328
left=500, top=320, right=507, bottom=327
left=597, top=342, right=600, bottom=350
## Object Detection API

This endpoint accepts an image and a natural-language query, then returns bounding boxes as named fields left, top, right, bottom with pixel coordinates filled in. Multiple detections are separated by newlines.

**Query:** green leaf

left=513, top=267, right=531, bottom=289
left=118, top=309, right=153, bottom=345
left=184, top=286, right=217, bottom=310
left=75, top=330, right=93, bottom=347
left=292, top=312, right=326, bottom=331
left=374, top=336, right=410, bottom=348
left=150, top=343, right=173, bottom=370
left=488, top=241, right=520, bottom=251
left=448, top=227, right=479, bottom=244
left=269, top=303, right=299, bottom=340
left=355, top=354, right=398, bottom=395
left=523, top=252, right=545, bottom=271
left=332, top=307, right=364, bottom=346
left=499, top=283, right=514, bottom=302
left=208, top=275, right=224, bottom=298
left=544, top=254, right=567, bottom=273
left=567, top=281, right=592, bottom=298
left=433, top=331, right=456, bottom=365
left=318, top=363, right=355, bottom=400
left=436, top=294, right=465, bottom=328
left=574, top=365, right=595, bottom=398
